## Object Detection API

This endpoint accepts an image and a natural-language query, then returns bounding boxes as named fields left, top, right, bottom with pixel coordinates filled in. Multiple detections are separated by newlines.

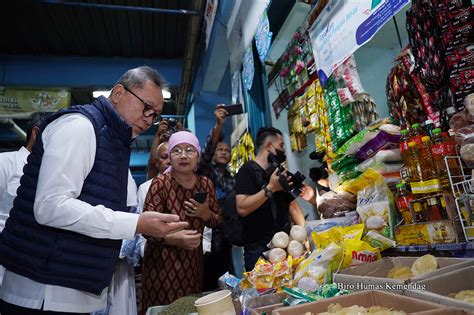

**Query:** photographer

left=235, top=127, right=315, bottom=271
left=146, top=118, right=181, bottom=179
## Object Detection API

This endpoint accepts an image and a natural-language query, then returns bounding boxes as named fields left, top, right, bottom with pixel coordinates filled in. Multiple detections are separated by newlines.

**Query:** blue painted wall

left=189, top=0, right=235, bottom=145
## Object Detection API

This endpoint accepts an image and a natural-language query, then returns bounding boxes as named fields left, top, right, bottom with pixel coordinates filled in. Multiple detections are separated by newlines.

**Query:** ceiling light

left=93, top=90, right=110, bottom=98
left=162, top=90, right=171, bottom=99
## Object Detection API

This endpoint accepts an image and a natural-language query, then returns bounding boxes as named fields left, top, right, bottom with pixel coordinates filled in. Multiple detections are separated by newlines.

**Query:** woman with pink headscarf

left=140, top=131, right=221, bottom=313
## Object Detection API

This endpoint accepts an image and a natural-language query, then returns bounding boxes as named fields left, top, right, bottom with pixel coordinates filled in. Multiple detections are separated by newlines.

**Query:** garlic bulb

left=268, top=248, right=287, bottom=263
left=271, top=231, right=289, bottom=249
left=287, top=240, right=304, bottom=258
left=290, top=225, right=307, bottom=242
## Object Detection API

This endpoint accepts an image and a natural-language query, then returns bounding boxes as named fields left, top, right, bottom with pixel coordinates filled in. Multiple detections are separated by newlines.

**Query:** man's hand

left=215, top=104, right=228, bottom=126
left=267, top=168, right=284, bottom=193
left=156, top=120, right=169, bottom=136
left=299, top=184, right=315, bottom=203
left=164, top=229, right=202, bottom=250
left=184, top=198, right=211, bottom=221
left=136, top=212, right=188, bottom=238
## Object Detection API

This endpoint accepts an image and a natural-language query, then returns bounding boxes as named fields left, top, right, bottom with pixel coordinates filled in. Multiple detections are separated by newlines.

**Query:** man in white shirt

left=0, top=112, right=52, bottom=286
left=0, top=66, right=188, bottom=315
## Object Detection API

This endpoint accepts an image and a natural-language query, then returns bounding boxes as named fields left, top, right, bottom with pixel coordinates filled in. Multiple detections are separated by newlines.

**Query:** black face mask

left=268, top=149, right=286, bottom=165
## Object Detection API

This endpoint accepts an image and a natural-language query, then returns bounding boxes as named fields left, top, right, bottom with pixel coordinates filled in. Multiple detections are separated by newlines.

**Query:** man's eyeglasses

left=170, top=146, right=198, bottom=157
left=123, top=86, right=161, bottom=125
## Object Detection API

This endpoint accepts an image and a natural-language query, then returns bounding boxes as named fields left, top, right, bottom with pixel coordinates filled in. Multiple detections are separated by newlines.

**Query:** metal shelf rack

left=446, top=156, right=474, bottom=242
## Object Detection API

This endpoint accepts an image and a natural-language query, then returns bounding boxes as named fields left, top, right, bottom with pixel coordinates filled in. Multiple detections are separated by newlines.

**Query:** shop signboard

left=0, top=87, right=70, bottom=118
left=309, top=0, right=409, bottom=86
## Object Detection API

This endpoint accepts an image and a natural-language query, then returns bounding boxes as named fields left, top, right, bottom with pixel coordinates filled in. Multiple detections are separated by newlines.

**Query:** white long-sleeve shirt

left=0, top=113, right=139, bottom=313
left=0, top=146, right=29, bottom=231
left=0, top=146, right=30, bottom=286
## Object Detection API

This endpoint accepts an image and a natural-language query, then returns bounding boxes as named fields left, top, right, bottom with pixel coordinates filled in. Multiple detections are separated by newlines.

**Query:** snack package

left=312, top=226, right=342, bottom=250
left=273, top=258, right=293, bottom=289
left=342, top=238, right=381, bottom=268
left=294, top=243, right=343, bottom=286
left=338, top=169, right=382, bottom=196
left=253, top=259, right=276, bottom=291
left=341, top=223, right=365, bottom=241
left=362, top=230, right=397, bottom=251
left=356, top=171, right=397, bottom=239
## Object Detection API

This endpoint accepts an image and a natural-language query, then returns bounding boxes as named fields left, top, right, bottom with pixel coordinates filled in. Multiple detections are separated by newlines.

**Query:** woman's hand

left=184, top=197, right=211, bottom=221
left=164, top=229, right=202, bottom=250
left=299, top=184, right=316, bottom=204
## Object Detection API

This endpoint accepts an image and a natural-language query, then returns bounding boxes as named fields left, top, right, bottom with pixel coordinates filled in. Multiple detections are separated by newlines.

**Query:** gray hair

left=116, top=66, right=167, bottom=90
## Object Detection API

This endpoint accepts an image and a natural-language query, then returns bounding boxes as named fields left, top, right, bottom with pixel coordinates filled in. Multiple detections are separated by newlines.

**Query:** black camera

left=167, top=118, right=178, bottom=130
left=267, top=153, right=306, bottom=198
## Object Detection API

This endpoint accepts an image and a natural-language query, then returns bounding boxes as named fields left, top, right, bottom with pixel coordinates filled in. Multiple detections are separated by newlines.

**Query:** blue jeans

left=244, top=243, right=268, bottom=271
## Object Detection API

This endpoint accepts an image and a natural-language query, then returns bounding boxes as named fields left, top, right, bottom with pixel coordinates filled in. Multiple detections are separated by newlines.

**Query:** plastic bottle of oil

left=395, top=183, right=414, bottom=224
left=431, top=129, right=452, bottom=191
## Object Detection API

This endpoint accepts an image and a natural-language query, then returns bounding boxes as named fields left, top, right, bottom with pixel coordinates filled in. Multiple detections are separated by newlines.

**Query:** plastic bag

left=342, top=238, right=381, bottom=268
left=317, top=191, right=357, bottom=219
left=355, top=130, right=401, bottom=161
left=336, top=129, right=378, bottom=157
left=356, top=160, right=403, bottom=174
left=362, top=230, right=397, bottom=251
left=356, top=171, right=397, bottom=239
left=337, top=169, right=382, bottom=196
left=293, top=243, right=343, bottom=286
left=311, top=227, right=342, bottom=250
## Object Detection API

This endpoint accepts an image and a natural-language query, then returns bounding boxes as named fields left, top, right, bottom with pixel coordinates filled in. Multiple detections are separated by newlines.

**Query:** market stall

left=199, top=0, right=474, bottom=314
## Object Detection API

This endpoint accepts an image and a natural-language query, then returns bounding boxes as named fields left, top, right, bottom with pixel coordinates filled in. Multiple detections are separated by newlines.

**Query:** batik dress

left=140, top=172, right=220, bottom=314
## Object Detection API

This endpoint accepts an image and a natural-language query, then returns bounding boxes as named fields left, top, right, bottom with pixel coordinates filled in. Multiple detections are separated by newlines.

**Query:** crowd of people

left=0, top=66, right=316, bottom=315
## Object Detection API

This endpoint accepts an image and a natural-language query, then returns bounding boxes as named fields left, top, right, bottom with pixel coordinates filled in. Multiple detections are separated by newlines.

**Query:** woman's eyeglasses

left=170, top=146, right=198, bottom=157
left=124, top=86, right=161, bottom=125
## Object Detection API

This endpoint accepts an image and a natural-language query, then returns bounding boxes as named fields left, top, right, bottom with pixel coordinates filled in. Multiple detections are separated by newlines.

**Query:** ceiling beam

left=39, top=0, right=203, bottom=16
left=177, top=0, right=205, bottom=116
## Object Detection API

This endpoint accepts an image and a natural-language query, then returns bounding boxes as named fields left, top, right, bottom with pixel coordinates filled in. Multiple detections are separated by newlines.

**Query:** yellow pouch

left=342, top=238, right=381, bottom=268
left=341, top=223, right=364, bottom=241
left=311, top=226, right=342, bottom=249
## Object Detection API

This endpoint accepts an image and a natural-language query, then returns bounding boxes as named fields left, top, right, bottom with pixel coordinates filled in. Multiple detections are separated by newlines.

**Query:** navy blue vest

left=0, top=97, right=132, bottom=295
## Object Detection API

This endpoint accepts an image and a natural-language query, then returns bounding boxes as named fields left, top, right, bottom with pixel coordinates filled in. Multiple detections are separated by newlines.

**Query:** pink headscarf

left=164, top=131, right=201, bottom=173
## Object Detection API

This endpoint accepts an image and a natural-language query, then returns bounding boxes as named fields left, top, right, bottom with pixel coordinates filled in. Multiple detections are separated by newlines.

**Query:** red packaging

left=441, top=30, right=473, bottom=51
left=437, top=7, right=474, bottom=30
left=436, top=0, right=471, bottom=12
left=450, top=68, right=474, bottom=93
left=446, top=45, right=474, bottom=72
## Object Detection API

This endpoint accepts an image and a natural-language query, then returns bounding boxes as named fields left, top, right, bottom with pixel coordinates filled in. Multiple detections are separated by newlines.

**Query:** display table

left=383, top=242, right=474, bottom=258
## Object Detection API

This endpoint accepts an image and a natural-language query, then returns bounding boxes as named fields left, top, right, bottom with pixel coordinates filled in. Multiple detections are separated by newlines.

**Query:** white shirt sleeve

left=34, top=113, right=138, bottom=240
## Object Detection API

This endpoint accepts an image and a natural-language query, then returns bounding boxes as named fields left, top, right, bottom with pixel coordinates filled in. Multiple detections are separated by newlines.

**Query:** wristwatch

left=262, top=184, right=273, bottom=198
